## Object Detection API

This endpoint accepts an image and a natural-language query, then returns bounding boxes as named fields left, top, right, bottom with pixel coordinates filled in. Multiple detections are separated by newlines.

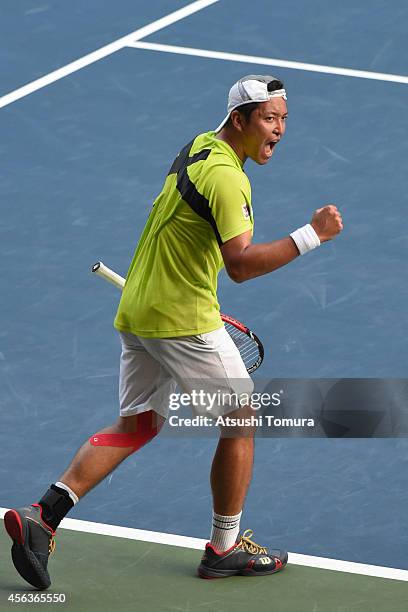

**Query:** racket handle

left=92, top=261, right=126, bottom=290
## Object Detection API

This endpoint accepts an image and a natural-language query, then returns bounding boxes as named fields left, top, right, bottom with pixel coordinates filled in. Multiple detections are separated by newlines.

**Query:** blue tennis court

left=1, top=1, right=407, bottom=607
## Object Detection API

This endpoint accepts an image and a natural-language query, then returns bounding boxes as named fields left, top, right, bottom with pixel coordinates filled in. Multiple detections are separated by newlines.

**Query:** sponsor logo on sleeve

left=242, top=204, right=250, bottom=219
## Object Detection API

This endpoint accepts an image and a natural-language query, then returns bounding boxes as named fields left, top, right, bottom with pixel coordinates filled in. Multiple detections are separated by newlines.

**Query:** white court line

left=1, top=508, right=408, bottom=582
left=128, top=41, right=408, bottom=85
left=0, top=0, right=218, bottom=109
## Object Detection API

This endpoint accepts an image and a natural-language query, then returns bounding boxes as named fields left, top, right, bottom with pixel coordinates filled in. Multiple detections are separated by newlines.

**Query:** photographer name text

left=168, top=415, right=315, bottom=428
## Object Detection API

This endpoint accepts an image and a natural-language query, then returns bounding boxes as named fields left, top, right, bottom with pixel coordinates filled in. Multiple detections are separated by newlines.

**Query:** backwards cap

left=215, top=74, right=287, bottom=133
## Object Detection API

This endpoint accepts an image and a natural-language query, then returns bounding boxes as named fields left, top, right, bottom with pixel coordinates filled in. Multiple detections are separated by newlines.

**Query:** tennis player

left=5, top=75, right=343, bottom=587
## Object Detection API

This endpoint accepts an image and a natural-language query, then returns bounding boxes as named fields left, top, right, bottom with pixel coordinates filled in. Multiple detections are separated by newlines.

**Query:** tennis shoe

left=198, top=529, right=288, bottom=578
left=4, top=504, right=56, bottom=590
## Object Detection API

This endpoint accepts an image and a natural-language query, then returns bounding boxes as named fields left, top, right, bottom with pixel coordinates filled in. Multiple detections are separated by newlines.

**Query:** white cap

left=215, top=74, right=287, bottom=133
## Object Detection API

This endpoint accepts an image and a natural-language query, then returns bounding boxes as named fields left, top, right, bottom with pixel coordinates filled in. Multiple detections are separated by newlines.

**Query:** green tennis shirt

left=114, top=131, right=253, bottom=337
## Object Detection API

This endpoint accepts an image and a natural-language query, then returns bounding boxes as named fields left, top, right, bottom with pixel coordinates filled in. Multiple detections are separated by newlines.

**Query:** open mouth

left=265, top=141, right=278, bottom=156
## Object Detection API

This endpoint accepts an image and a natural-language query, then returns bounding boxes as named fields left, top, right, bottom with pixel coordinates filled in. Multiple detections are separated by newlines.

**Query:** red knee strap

left=90, top=411, right=158, bottom=452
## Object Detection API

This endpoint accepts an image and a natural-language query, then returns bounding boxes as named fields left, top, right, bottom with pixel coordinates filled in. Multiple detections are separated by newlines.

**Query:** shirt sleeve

left=200, top=164, right=253, bottom=244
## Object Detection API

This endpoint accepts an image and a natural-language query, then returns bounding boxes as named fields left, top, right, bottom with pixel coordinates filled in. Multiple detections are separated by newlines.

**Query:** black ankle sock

left=38, top=484, right=74, bottom=531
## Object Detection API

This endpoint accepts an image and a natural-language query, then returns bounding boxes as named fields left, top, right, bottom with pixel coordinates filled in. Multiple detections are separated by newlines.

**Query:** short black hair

left=224, top=79, right=284, bottom=128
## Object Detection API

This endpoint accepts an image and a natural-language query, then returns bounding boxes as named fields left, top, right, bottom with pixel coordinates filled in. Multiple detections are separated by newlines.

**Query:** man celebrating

left=5, top=75, right=343, bottom=587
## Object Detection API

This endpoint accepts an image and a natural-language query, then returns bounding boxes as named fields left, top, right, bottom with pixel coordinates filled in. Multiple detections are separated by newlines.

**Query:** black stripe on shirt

left=168, top=138, right=223, bottom=246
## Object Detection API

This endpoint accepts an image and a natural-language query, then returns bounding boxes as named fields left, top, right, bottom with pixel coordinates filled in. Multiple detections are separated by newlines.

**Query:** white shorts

left=118, top=326, right=254, bottom=419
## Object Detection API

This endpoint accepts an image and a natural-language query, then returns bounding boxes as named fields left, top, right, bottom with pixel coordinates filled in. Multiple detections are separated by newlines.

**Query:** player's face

left=242, top=98, right=288, bottom=165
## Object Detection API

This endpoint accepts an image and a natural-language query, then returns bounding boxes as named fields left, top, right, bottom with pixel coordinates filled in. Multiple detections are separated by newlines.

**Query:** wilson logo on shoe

left=259, top=557, right=272, bottom=565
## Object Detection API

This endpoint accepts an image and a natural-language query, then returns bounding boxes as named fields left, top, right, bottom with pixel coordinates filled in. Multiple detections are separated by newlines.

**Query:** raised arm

left=221, top=204, right=343, bottom=283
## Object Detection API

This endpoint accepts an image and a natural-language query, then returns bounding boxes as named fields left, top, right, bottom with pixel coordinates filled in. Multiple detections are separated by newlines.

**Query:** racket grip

left=92, top=261, right=126, bottom=290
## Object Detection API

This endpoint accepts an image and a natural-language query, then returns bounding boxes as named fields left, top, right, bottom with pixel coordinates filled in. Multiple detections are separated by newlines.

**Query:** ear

left=230, top=109, right=245, bottom=132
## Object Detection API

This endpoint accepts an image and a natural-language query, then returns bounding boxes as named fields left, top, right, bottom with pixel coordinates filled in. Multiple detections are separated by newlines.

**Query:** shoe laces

left=48, top=537, right=56, bottom=555
left=236, top=529, right=267, bottom=555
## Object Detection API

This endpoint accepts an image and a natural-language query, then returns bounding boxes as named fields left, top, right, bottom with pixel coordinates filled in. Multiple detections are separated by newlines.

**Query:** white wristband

left=290, top=224, right=321, bottom=255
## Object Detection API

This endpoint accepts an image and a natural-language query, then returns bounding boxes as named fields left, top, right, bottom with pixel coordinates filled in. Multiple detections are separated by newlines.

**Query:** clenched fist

left=311, top=205, right=343, bottom=243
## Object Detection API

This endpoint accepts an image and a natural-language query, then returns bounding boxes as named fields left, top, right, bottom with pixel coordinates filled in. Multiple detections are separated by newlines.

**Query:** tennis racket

left=92, top=261, right=264, bottom=373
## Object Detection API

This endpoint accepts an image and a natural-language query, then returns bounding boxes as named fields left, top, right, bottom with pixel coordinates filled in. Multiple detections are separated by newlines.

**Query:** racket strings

left=224, top=322, right=261, bottom=371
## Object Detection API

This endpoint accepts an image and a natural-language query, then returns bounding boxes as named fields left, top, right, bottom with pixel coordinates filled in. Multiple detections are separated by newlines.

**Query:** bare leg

left=59, top=412, right=164, bottom=499
left=210, top=405, right=256, bottom=515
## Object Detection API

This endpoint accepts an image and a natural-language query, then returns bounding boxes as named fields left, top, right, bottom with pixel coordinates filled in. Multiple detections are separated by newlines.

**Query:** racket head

left=221, top=313, right=264, bottom=373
